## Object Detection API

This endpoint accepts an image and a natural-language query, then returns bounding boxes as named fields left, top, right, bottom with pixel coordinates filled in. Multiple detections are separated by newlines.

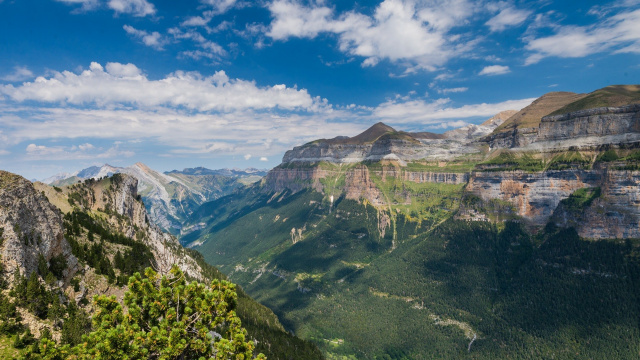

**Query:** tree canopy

left=30, top=266, right=265, bottom=360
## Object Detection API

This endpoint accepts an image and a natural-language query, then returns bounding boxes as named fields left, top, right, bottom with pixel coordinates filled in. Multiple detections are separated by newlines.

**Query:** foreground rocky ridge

left=0, top=171, right=322, bottom=358
left=0, top=171, right=78, bottom=282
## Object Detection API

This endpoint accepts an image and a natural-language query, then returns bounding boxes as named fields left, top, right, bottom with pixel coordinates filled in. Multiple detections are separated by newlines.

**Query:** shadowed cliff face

left=552, top=169, right=640, bottom=239
left=0, top=171, right=78, bottom=280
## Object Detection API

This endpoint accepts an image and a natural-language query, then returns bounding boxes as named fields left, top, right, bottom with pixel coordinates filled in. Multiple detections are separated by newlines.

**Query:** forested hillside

left=0, top=171, right=322, bottom=359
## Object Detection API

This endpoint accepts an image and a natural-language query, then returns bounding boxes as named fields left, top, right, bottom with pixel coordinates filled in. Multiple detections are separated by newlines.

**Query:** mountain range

left=8, top=84, right=640, bottom=359
left=179, top=84, right=640, bottom=359
left=43, top=163, right=267, bottom=235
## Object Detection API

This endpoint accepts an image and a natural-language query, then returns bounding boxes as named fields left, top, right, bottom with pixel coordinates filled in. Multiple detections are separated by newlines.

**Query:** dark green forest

left=190, top=187, right=640, bottom=359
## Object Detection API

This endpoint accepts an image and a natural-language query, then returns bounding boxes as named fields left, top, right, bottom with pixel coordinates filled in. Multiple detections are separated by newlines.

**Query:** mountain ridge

left=181, top=84, right=640, bottom=359
left=43, top=163, right=267, bottom=234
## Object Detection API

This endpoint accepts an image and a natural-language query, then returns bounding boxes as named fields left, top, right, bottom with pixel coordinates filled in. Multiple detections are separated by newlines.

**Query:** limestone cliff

left=36, top=174, right=206, bottom=280
left=0, top=171, right=78, bottom=281
left=551, top=168, right=640, bottom=239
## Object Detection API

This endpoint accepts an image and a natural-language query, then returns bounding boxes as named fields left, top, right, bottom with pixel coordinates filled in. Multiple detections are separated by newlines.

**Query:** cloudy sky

left=1, top=0, right=639, bottom=179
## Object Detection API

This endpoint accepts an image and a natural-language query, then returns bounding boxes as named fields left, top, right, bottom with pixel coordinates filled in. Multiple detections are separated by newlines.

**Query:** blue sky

left=0, top=0, right=639, bottom=179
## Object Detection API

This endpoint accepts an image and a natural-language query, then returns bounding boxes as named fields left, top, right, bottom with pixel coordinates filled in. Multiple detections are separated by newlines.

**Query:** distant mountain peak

left=355, top=122, right=396, bottom=140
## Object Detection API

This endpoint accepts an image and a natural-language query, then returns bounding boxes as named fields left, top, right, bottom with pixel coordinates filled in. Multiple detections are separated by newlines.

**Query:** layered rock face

left=552, top=169, right=640, bottom=239
left=486, top=105, right=640, bottom=151
left=262, top=167, right=330, bottom=193
left=467, top=170, right=600, bottom=225
left=265, top=86, right=640, bottom=239
left=0, top=171, right=77, bottom=280
left=282, top=121, right=502, bottom=165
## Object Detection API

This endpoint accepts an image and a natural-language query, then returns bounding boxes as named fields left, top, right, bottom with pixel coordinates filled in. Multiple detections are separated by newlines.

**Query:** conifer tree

left=33, top=266, right=265, bottom=360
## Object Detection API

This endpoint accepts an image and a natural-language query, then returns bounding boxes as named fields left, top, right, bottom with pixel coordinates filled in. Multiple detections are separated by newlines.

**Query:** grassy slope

left=0, top=336, right=21, bottom=359
left=493, top=92, right=587, bottom=133
left=549, top=85, right=640, bottom=115
left=190, top=175, right=640, bottom=359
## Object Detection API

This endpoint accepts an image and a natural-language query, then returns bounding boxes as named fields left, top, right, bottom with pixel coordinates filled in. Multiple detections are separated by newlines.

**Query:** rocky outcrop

left=262, top=167, right=329, bottom=193
left=467, top=170, right=601, bottom=225
left=95, top=174, right=206, bottom=280
left=344, top=166, right=385, bottom=205
left=552, top=169, right=640, bottom=239
left=0, top=171, right=77, bottom=280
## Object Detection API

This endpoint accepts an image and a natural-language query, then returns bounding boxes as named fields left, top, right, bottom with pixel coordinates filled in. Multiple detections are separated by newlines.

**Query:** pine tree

left=33, top=266, right=266, bottom=360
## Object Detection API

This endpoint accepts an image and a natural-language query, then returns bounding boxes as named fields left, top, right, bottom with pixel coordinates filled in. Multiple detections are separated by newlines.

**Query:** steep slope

left=0, top=171, right=322, bottom=359
left=186, top=177, right=640, bottom=359
left=46, top=163, right=266, bottom=235
left=0, top=171, right=78, bottom=282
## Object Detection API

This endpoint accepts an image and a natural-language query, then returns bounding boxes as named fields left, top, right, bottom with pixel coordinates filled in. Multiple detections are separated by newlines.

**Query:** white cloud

left=244, top=153, right=252, bottom=160
left=74, top=143, right=95, bottom=151
left=169, top=28, right=227, bottom=60
left=25, top=142, right=133, bottom=160
left=1, top=66, right=34, bottom=82
left=438, top=87, right=468, bottom=94
left=1, top=105, right=363, bottom=161
left=108, top=0, right=156, bottom=17
left=105, top=62, right=143, bottom=78
left=26, top=144, right=63, bottom=156
left=267, top=0, right=476, bottom=71
left=373, top=97, right=535, bottom=124
left=485, top=7, right=532, bottom=32
left=479, top=65, right=510, bottom=75
left=525, top=9, right=640, bottom=64
left=182, top=14, right=214, bottom=27
left=123, top=25, right=167, bottom=50
left=427, top=120, right=469, bottom=129
left=0, top=62, right=322, bottom=112
left=0, top=61, right=537, bottom=166
left=54, top=0, right=100, bottom=11
left=202, top=0, right=237, bottom=15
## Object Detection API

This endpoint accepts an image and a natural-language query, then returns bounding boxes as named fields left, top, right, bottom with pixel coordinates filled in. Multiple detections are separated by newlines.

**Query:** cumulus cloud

left=1, top=66, right=34, bottom=82
left=105, top=62, right=143, bottom=78
left=244, top=154, right=252, bottom=160
left=0, top=62, right=320, bottom=112
left=267, top=0, right=476, bottom=71
left=123, top=25, right=167, bottom=50
left=0, top=61, right=537, bottom=166
left=108, top=0, right=156, bottom=17
left=26, top=144, right=64, bottom=156
left=485, top=6, right=532, bottom=32
left=479, top=65, right=510, bottom=75
left=525, top=8, right=640, bottom=64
